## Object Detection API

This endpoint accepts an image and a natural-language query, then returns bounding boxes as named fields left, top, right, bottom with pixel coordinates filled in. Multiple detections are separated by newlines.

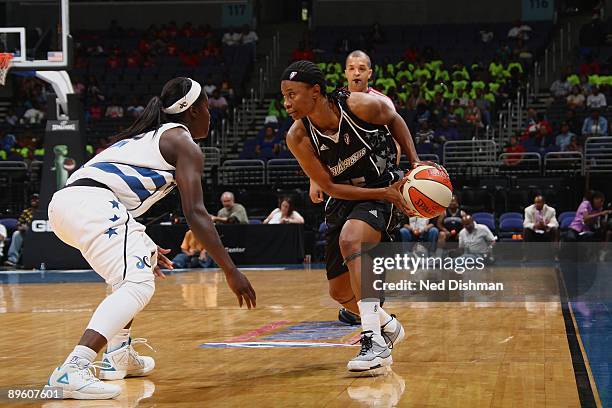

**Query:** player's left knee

left=123, top=280, right=155, bottom=311
left=338, top=232, right=360, bottom=256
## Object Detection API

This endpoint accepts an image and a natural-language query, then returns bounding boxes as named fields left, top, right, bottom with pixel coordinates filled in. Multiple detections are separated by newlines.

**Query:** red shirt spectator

left=106, top=55, right=121, bottom=69
left=180, top=52, right=200, bottom=67
left=138, top=38, right=151, bottom=54
left=291, top=43, right=314, bottom=61
left=89, top=104, right=103, bottom=121
left=142, top=56, right=155, bottom=68
left=126, top=52, right=140, bottom=68
left=166, top=42, right=178, bottom=56
left=202, top=40, right=220, bottom=58
left=504, top=136, right=525, bottom=166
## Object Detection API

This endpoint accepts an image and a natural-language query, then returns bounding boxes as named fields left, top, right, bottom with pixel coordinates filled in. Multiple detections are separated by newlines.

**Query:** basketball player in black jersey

left=281, top=60, right=424, bottom=372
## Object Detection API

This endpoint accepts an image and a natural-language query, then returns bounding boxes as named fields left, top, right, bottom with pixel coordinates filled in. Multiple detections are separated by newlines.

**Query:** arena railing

left=0, top=161, right=29, bottom=214
left=266, top=159, right=309, bottom=186
left=544, top=151, right=584, bottom=176
left=585, top=136, right=612, bottom=173
left=443, top=140, right=498, bottom=176
left=498, top=152, right=541, bottom=176
left=201, top=147, right=221, bottom=174
left=219, top=159, right=266, bottom=186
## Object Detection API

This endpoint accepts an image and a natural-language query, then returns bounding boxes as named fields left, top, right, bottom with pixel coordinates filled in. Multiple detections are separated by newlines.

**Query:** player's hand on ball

left=227, top=269, right=257, bottom=309
left=154, top=246, right=173, bottom=279
left=413, top=160, right=449, bottom=177
left=309, top=180, right=324, bottom=203
left=386, top=177, right=417, bottom=217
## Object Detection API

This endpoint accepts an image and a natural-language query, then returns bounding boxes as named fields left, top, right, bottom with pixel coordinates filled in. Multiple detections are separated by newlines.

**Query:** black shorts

left=324, top=198, right=394, bottom=280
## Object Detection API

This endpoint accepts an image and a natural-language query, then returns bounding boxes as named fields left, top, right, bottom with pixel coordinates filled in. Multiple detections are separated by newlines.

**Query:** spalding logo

left=414, top=198, right=443, bottom=214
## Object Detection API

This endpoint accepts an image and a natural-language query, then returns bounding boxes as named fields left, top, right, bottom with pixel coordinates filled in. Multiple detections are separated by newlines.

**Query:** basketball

left=402, top=165, right=453, bottom=218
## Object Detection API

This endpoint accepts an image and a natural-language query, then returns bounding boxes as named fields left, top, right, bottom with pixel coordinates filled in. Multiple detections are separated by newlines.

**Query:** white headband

left=162, top=78, right=202, bottom=114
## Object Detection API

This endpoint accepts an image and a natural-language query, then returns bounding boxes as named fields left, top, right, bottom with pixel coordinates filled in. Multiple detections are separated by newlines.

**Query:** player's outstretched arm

left=286, top=122, right=412, bottom=215
left=160, top=128, right=256, bottom=308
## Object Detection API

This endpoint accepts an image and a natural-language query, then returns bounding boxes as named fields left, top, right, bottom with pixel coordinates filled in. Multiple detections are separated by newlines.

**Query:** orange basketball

left=402, top=165, right=453, bottom=218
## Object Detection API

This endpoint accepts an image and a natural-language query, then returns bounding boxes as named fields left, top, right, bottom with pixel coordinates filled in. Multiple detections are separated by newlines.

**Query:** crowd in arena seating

left=0, top=21, right=257, bottom=163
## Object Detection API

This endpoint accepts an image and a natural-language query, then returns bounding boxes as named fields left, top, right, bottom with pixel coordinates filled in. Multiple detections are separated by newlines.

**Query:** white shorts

left=48, top=186, right=157, bottom=289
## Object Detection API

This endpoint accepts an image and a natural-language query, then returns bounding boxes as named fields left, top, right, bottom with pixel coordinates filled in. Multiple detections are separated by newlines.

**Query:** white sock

left=63, top=345, right=97, bottom=366
left=379, top=307, right=397, bottom=332
left=358, top=299, right=382, bottom=336
left=107, top=328, right=131, bottom=352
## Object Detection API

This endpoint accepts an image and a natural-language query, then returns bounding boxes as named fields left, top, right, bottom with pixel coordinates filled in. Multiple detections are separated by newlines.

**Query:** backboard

left=0, top=0, right=71, bottom=71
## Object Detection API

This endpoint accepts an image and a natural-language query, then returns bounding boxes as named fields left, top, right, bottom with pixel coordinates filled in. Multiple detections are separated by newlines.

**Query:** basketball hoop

left=0, top=53, right=13, bottom=86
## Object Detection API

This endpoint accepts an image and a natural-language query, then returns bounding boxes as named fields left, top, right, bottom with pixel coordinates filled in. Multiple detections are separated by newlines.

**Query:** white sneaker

left=347, top=331, right=393, bottom=372
left=45, top=358, right=121, bottom=400
left=99, top=338, right=155, bottom=381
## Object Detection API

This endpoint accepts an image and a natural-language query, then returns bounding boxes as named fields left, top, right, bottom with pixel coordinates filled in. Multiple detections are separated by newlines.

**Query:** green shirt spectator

left=567, top=74, right=580, bottom=86
left=212, top=192, right=249, bottom=224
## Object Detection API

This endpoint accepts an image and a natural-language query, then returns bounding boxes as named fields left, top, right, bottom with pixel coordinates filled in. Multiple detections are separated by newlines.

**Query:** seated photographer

left=172, top=229, right=214, bottom=269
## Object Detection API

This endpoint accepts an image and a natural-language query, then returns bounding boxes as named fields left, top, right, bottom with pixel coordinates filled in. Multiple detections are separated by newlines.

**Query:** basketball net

left=0, top=53, right=13, bottom=86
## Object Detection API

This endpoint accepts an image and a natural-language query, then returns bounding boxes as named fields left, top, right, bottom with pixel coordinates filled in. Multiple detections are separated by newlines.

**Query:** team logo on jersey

left=343, top=133, right=350, bottom=145
left=135, top=255, right=151, bottom=269
left=320, top=144, right=329, bottom=151
left=289, top=71, right=298, bottom=80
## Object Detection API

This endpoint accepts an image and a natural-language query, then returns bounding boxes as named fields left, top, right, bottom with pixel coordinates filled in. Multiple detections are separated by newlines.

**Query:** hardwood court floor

left=0, top=268, right=582, bottom=407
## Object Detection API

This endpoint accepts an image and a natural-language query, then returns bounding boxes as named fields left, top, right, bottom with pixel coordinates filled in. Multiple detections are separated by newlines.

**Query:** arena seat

left=498, top=218, right=524, bottom=242
left=499, top=212, right=523, bottom=223
left=472, top=212, right=495, bottom=233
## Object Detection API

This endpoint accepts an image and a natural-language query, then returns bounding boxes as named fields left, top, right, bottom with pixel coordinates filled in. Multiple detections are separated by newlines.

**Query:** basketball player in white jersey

left=44, top=77, right=256, bottom=399
left=310, top=51, right=400, bottom=325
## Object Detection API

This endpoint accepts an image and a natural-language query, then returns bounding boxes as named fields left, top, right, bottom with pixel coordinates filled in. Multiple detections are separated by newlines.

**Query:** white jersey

left=67, top=122, right=185, bottom=217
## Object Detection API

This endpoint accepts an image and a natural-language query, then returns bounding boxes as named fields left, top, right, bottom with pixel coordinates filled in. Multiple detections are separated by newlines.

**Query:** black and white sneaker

left=347, top=331, right=393, bottom=372
left=339, top=308, right=361, bottom=325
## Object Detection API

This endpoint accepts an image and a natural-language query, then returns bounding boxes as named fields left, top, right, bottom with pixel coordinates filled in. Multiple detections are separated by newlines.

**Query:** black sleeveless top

left=301, top=93, right=402, bottom=189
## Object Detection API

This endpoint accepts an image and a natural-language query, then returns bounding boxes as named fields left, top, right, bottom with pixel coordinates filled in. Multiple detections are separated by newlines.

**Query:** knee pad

left=122, top=280, right=155, bottom=311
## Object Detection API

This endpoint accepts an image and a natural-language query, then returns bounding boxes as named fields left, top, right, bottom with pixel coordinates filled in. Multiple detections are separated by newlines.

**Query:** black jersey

left=302, top=94, right=402, bottom=188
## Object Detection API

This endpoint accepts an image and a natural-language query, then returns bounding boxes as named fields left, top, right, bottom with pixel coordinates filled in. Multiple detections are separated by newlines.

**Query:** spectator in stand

left=550, top=74, right=572, bottom=99
left=474, top=88, right=491, bottom=126
left=587, top=86, right=607, bottom=109
left=523, top=195, right=559, bottom=242
left=209, top=89, right=228, bottom=126
left=564, top=109, right=582, bottom=135
left=268, top=98, right=288, bottom=121
left=566, top=135, right=582, bottom=152
left=22, top=102, right=45, bottom=125
left=202, top=39, right=221, bottom=58
left=458, top=215, right=496, bottom=258
left=435, top=195, right=466, bottom=255
left=104, top=97, right=124, bottom=119
left=211, top=192, right=248, bottom=224
left=125, top=50, right=141, bottom=68
left=464, top=99, right=483, bottom=129
left=578, top=74, right=592, bottom=95
left=579, top=54, right=601, bottom=76
left=566, top=191, right=612, bottom=242
left=263, top=197, right=304, bottom=224
left=398, top=216, right=439, bottom=254
left=72, top=77, right=86, bottom=97
left=256, top=125, right=281, bottom=159
left=106, top=53, right=121, bottom=69
left=240, top=25, right=258, bottom=44
left=4, top=193, right=39, bottom=267
left=171, top=229, right=213, bottom=269
left=88, top=100, right=103, bottom=121
left=507, top=20, right=532, bottom=41
left=126, top=97, right=144, bottom=118
left=87, top=76, right=104, bottom=101
left=95, top=137, right=110, bottom=155
left=415, top=121, right=435, bottom=145
left=291, top=41, right=314, bottom=62
left=434, top=116, right=459, bottom=143
left=504, top=134, right=525, bottom=166
left=555, top=122, right=577, bottom=151
left=219, top=79, right=235, bottom=102
left=566, top=86, right=586, bottom=110
left=222, top=27, right=241, bottom=47
left=5, top=108, right=18, bottom=126
left=582, top=108, right=608, bottom=137
left=203, top=75, right=216, bottom=97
